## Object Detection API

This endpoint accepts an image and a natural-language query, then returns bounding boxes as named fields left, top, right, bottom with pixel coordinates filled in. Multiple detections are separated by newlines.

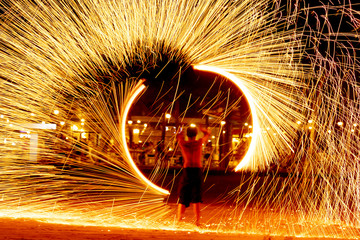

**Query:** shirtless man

left=176, top=125, right=210, bottom=226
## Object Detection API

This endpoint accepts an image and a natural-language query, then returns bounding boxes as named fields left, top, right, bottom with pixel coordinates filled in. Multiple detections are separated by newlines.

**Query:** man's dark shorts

left=178, top=167, right=203, bottom=208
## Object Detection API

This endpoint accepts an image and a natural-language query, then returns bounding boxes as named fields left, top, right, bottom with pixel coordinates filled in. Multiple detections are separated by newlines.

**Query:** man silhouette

left=176, top=125, right=210, bottom=226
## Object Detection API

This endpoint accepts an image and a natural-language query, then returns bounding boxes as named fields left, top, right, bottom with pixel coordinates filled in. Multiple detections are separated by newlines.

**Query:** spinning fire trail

left=0, top=0, right=359, bottom=237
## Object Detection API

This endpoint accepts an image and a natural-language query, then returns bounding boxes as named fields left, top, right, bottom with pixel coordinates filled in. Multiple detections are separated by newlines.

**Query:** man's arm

left=176, top=127, right=185, bottom=143
left=199, top=126, right=210, bottom=142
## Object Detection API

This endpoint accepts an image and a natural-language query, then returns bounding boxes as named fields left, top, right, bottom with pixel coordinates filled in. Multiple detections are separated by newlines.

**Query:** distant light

left=266, top=127, right=270, bottom=130
left=3, top=139, right=7, bottom=144
left=328, top=130, right=332, bottom=133
left=133, top=129, right=140, bottom=134
left=309, top=126, right=313, bottom=130
left=30, top=113, right=35, bottom=116
left=80, top=129, right=84, bottom=132
left=72, top=125, right=78, bottom=131
left=0, top=115, right=3, bottom=118
left=222, top=130, right=226, bottom=134
left=81, top=118, right=85, bottom=122
left=351, top=129, right=355, bottom=132
left=169, top=147, right=173, bottom=151
left=165, top=126, right=169, bottom=131
left=211, top=135, right=215, bottom=139
left=60, top=121, right=65, bottom=125
left=244, top=123, right=248, bottom=126
left=144, top=123, right=148, bottom=127
left=190, top=123, right=196, bottom=128
left=308, top=119, right=313, bottom=123
left=41, top=121, right=45, bottom=124
left=249, top=125, right=252, bottom=129
left=337, top=122, right=343, bottom=126
left=296, top=121, right=301, bottom=125
left=221, top=121, right=226, bottom=125
left=81, top=132, right=87, bottom=138
left=165, top=113, right=171, bottom=119
left=9, top=124, right=13, bottom=127
left=54, top=110, right=59, bottom=115
left=128, top=120, right=133, bottom=125
left=81, top=122, right=84, bottom=126
left=137, top=120, right=141, bottom=124
left=353, top=123, right=358, bottom=127
left=11, top=142, right=15, bottom=146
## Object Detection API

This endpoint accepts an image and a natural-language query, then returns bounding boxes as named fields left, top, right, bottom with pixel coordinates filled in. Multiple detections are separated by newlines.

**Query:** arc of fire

left=121, top=80, right=170, bottom=195
left=193, top=65, right=260, bottom=172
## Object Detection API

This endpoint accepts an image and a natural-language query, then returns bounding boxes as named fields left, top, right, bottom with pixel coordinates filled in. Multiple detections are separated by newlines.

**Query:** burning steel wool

left=0, top=0, right=360, bottom=238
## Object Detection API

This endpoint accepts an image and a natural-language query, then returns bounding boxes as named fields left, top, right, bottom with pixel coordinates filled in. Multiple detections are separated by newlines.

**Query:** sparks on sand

left=0, top=0, right=360, bottom=238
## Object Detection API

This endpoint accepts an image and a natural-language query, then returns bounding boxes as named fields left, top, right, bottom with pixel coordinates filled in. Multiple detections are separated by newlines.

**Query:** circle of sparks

left=122, top=65, right=260, bottom=194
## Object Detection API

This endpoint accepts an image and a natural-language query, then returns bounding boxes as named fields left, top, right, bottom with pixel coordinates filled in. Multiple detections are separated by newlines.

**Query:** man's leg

left=177, top=203, right=186, bottom=222
left=193, top=202, right=201, bottom=225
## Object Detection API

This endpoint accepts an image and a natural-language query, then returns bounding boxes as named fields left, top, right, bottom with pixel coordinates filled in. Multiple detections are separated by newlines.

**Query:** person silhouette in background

left=176, top=125, right=210, bottom=226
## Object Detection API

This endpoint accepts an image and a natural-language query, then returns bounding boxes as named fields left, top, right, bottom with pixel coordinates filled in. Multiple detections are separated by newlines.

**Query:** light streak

left=193, top=65, right=260, bottom=171
left=120, top=80, right=169, bottom=195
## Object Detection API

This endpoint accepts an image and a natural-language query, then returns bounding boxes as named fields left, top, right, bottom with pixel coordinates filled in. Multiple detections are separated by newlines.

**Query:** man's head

left=186, top=126, right=198, bottom=139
